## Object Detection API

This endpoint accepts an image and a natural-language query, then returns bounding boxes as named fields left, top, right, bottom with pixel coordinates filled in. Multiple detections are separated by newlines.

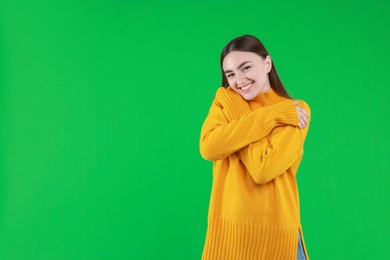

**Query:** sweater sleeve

left=237, top=101, right=311, bottom=184
left=199, top=96, right=298, bottom=161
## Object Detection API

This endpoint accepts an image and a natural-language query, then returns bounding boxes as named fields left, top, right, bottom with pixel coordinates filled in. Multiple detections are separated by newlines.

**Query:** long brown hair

left=220, top=35, right=292, bottom=99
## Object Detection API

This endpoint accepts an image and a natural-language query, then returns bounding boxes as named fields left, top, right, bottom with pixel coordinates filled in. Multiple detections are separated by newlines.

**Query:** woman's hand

left=293, top=101, right=309, bottom=129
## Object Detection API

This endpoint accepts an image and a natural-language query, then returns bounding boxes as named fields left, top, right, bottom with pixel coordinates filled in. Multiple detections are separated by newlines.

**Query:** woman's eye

left=243, top=66, right=251, bottom=72
left=227, top=74, right=234, bottom=78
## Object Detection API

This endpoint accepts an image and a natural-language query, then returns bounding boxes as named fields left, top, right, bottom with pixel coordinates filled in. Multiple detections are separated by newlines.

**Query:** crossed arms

left=200, top=98, right=310, bottom=184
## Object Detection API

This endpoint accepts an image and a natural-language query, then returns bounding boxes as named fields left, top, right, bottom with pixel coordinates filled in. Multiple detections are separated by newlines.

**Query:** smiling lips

left=239, top=82, right=254, bottom=92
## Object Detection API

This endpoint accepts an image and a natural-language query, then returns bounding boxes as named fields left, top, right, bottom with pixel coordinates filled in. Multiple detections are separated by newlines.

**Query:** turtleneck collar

left=249, top=87, right=285, bottom=109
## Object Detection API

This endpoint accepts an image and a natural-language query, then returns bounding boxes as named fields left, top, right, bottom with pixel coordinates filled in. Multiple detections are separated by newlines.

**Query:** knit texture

left=200, top=87, right=311, bottom=260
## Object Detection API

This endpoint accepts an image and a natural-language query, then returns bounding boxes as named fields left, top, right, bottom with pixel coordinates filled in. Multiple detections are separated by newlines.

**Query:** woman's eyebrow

left=223, top=61, right=252, bottom=73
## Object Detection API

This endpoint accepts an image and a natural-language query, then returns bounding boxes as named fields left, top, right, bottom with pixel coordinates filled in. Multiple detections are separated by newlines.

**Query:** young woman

left=199, top=35, right=311, bottom=260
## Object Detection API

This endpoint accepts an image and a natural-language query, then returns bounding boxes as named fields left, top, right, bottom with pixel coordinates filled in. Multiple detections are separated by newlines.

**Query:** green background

left=1, top=0, right=389, bottom=259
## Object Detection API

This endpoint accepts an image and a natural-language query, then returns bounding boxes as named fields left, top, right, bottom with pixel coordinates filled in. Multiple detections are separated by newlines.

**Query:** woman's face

left=222, top=51, right=272, bottom=101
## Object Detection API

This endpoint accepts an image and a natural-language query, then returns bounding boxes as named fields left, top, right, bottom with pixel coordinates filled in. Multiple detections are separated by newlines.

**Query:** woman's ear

left=265, top=55, right=272, bottom=73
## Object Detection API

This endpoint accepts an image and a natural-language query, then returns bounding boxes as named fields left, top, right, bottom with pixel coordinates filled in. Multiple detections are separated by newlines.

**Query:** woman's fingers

left=299, top=117, right=306, bottom=129
left=298, top=110, right=308, bottom=128
left=293, top=101, right=309, bottom=129
left=297, top=108, right=308, bottom=126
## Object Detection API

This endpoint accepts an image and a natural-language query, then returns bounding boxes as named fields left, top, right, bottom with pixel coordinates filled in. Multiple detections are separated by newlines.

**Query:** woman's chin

left=240, top=93, right=256, bottom=101
left=240, top=89, right=258, bottom=100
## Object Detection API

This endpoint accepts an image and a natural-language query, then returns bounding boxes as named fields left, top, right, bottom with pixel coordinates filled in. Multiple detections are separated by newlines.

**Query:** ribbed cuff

left=216, top=87, right=298, bottom=127
left=267, top=99, right=298, bottom=127
left=216, top=87, right=251, bottom=121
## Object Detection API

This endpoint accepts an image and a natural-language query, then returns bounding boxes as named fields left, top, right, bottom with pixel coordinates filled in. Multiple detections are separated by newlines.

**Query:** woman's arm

left=237, top=101, right=311, bottom=184
left=199, top=98, right=298, bottom=161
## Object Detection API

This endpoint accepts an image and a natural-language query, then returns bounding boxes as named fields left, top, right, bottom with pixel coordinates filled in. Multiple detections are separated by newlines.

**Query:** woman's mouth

left=239, top=82, right=253, bottom=93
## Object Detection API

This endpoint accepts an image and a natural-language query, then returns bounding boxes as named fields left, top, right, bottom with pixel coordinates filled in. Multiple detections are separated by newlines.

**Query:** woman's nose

left=236, top=72, right=246, bottom=85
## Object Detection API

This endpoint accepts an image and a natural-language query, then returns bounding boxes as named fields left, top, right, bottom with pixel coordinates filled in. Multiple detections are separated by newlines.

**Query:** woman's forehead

left=223, top=51, right=262, bottom=69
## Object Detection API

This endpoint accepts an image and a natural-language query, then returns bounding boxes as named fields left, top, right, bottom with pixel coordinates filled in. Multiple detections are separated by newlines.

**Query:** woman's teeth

left=240, top=82, right=253, bottom=90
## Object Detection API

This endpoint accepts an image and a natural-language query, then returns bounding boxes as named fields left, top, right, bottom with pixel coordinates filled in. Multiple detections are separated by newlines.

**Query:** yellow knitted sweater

left=199, top=86, right=311, bottom=260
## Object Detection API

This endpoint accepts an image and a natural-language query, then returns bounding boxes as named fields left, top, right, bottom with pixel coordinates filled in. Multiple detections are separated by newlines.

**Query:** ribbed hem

left=202, top=215, right=298, bottom=260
